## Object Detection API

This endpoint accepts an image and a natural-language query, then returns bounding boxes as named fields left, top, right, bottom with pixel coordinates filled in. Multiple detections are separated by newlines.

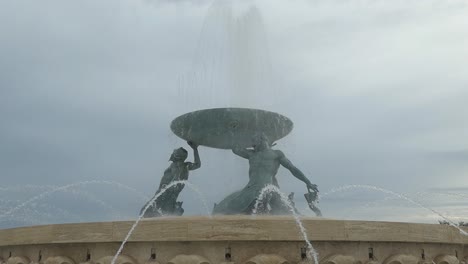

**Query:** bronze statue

left=169, top=108, right=322, bottom=216
left=141, top=141, right=200, bottom=217
left=213, top=134, right=318, bottom=215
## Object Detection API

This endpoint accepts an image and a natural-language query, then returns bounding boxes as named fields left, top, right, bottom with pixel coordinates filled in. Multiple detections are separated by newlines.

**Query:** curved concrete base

left=0, top=216, right=467, bottom=264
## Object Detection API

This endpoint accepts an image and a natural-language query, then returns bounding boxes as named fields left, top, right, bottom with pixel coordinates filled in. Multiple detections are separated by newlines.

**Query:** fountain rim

left=0, top=216, right=466, bottom=246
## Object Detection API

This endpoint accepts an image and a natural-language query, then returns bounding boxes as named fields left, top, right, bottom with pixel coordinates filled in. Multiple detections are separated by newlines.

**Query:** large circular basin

left=170, top=108, right=293, bottom=149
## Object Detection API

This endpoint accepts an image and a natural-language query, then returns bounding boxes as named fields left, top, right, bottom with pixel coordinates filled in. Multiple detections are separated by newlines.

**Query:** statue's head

left=169, top=147, right=188, bottom=162
left=252, top=133, right=271, bottom=151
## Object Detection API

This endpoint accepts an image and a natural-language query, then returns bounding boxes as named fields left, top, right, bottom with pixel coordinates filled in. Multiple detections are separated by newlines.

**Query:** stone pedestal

left=0, top=216, right=466, bottom=264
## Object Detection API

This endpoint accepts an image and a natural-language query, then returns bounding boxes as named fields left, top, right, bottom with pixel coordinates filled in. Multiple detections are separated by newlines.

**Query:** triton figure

left=213, top=134, right=319, bottom=215
left=141, top=141, right=200, bottom=217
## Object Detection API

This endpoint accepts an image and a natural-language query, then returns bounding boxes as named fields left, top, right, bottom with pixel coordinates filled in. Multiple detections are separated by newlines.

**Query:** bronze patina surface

left=170, top=108, right=293, bottom=149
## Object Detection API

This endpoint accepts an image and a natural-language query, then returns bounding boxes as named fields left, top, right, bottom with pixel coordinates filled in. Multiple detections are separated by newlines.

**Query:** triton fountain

left=1, top=108, right=467, bottom=264
left=1, top=2, right=467, bottom=264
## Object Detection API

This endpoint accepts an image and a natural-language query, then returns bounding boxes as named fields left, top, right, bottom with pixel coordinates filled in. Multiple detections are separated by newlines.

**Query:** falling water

left=0, top=180, right=149, bottom=220
left=339, top=195, right=399, bottom=219
left=182, top=181, right=212, bottom=217
left=0, top=184, right=57, bottom=192
left=0, top=198, right=84, bottom=225
left=320, top=184, right=468, bottom=236
left=66, top=189, right=122, bottom=219
left=178, top=1, right=276, bottom=110
left=431, top=192, right=468, bottom=200
left=0, top=181, right=148, bottom=202
left=0, top=184, right=127, bottom=222
left=111, top=180, right=209, bottom=264
left=252, top=184, right=319, bottom=264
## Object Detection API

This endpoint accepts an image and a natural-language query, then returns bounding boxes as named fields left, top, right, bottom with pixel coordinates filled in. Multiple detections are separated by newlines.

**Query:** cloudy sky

left=1, top=0, right=468, bottom=228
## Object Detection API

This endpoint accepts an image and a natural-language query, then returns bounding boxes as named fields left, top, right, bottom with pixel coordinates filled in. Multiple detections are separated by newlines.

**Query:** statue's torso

left=247, top=149, right=280, bottom=186
left=159, top=163, right=189, bottom=189
left=153, top=162, right=190, bottom=214
left=170, top=163, right=189, bottom=181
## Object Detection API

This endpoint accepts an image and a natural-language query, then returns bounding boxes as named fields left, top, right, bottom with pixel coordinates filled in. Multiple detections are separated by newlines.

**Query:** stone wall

left=0, top=216, right=466, bottom=264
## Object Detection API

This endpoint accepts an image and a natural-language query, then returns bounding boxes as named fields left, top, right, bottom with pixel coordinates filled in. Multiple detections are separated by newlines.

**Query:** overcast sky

left=1, top=0, right=468, bottom=228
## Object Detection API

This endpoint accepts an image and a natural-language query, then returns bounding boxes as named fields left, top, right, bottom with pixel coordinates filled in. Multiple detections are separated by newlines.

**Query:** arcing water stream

left=0, top=180, right=148, bottom=220
left=320, top=184, right=468, bottom=236
left=111, top=180, right=210, bottom=264
left=252, top=184, right=319, bottom=264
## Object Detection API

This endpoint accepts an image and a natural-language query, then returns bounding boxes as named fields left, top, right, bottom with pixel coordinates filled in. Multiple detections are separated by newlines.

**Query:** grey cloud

left=426, top=150, right=468, bottom=162
left=1, top=0, right=467, bottom=228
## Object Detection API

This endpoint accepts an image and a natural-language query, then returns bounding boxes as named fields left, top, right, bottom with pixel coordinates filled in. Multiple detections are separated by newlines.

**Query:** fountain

left=1, top=107, right=467, bottom=264
left=1, top=2, right=467, bottom=264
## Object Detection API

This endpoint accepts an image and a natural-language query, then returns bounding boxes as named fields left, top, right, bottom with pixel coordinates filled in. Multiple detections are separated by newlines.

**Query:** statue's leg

left=141, top=202, right=159, bottom=218
left=158, top=185, right=183, bottom=215
left=212, top=189, right=248, bottom=215
left=269, top=193, right=292, bottom=215
left=311, top=204, right=323, bottom=217
left=141, top=198, right=157, bottom=218
left=246, top=199, right=262, bottom=214
left=174, top=202, right=184, bottom=216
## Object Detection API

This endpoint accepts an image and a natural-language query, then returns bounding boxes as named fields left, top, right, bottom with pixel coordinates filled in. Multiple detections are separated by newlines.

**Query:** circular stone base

left=0, top=216, right=467, bottom=264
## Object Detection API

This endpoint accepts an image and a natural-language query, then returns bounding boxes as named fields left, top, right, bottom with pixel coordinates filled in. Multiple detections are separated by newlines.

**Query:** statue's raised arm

left=186, top=141, right=201, bottom=171
left=141, top=142, right=201, bottom=218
